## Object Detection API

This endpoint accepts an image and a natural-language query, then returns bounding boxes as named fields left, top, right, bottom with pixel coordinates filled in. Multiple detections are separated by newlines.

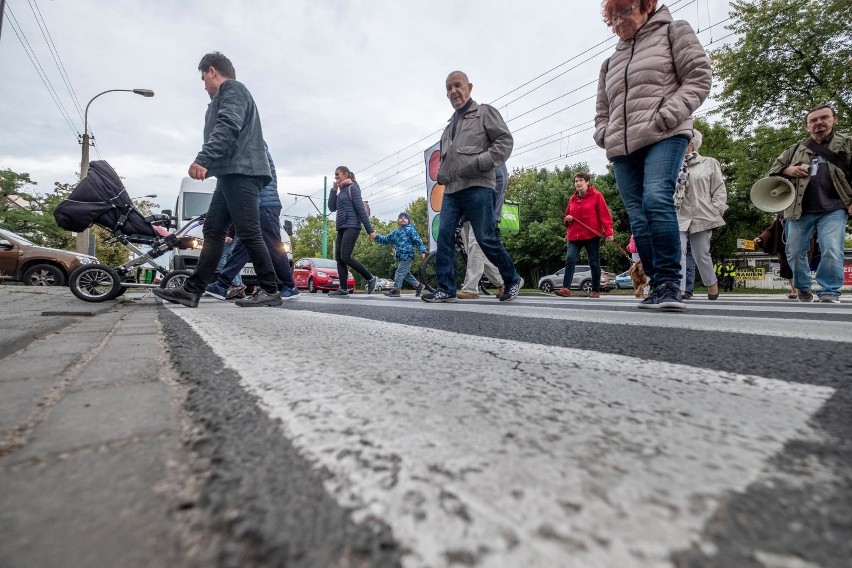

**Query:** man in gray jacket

left=423, top=71, right=523, bottom=303
left=768, top=104, right=852, bottom=303
left=154, top=52, right=281, bottom=308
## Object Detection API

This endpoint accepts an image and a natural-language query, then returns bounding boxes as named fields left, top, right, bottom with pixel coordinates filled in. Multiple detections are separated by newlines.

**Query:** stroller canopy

left=54, top=160, right=157, bottom=238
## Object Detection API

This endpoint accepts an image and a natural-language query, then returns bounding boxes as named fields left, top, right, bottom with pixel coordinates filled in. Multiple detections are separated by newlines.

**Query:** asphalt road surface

left=158, top=292, right=852, bottom=568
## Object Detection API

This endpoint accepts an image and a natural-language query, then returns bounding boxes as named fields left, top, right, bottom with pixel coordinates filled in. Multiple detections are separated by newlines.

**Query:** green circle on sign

left=431, top=214, right=441, bottom=240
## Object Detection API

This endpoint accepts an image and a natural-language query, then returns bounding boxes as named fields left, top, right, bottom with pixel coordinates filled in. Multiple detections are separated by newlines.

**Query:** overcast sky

left=0, top=0, right=735, bottom=223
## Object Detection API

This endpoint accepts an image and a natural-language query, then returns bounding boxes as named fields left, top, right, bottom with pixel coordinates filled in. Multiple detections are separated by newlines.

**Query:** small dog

left=629, top=261, right=648, bottom=298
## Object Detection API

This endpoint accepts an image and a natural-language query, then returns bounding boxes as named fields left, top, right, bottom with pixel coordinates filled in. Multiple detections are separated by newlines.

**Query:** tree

left=711, top=0, right=852, bottom=129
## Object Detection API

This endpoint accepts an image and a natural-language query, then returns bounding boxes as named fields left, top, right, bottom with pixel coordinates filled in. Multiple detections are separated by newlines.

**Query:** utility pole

left=0, top=0, right=6, bottom=42
left=322, top=176, right=328, bottom=259
left=288, top=188, right=329, bottom=258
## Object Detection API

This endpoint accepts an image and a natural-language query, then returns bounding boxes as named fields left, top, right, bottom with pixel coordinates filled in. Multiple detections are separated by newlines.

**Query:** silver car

left=538, top=265, right=617, bottom=293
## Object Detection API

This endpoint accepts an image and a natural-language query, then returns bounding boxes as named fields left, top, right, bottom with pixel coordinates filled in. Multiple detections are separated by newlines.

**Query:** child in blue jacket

left=372, top=212, right=427, bottom=297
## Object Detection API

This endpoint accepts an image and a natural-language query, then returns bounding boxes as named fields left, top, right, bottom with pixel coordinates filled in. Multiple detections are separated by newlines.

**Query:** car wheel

left=308, top=277, right=317, bottom=293
left=68, top=265, right=122, bottom=302
left=539, top=280, right=554, bottom=293
left=581, top=279, right=592, bottom=293
left=23, top=263, right=65, bottom=286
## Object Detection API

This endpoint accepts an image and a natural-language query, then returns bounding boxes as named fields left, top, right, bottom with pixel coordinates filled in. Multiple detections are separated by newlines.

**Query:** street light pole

left=77, top=88, right=154, bottom=254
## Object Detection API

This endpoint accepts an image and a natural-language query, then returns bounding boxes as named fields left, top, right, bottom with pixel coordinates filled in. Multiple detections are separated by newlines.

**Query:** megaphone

left=750, top=176, right=796, bottom=212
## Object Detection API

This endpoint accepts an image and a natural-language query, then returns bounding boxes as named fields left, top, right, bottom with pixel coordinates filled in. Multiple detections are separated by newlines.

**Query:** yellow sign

left=736, top=239, right=756, bottom=251
left=738, top=268, right=765, bottom=281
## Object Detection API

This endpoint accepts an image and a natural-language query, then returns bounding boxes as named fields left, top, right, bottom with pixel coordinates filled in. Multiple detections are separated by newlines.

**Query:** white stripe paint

left=167, top=302, right=833, bottom=567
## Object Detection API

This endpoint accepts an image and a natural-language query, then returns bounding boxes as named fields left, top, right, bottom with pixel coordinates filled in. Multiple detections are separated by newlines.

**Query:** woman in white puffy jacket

left=676, top=129, right=727, bottom=300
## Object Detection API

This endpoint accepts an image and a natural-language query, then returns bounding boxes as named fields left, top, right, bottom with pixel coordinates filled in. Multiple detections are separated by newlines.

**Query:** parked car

left=615, top=270, right=633, bottom=289
left=292, top=257, right=355, bottom=293
left=0, top=227, right=98, bottom=286
left=375, top=277, right=395, bottom=292
left=538, top=264, right=617, bottom=293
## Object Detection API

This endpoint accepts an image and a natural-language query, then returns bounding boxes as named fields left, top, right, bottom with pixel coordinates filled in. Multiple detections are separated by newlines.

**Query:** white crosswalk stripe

left=164, top=293, right=849, bottom=567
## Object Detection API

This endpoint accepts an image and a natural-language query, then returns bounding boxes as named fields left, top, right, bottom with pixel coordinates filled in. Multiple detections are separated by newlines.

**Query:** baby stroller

left=54, top=160, right=204, bottom=302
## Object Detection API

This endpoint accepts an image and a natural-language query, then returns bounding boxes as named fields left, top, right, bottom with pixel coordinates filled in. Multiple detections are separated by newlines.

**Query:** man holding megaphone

left=766, top=104, right=852, bottom=303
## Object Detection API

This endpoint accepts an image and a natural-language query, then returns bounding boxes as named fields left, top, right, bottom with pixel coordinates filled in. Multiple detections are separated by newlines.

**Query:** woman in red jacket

left=555, top=172, right=614, bottom=298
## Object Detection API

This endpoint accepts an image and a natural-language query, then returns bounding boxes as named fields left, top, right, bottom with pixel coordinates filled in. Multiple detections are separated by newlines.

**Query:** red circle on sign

left=428, top=150, right=440, bottom=182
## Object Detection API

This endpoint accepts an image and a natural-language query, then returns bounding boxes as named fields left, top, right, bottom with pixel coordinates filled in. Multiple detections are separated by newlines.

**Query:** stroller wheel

left=160, top=269, right=192, bottom=289
left=69, top=265, right=123, bottom=302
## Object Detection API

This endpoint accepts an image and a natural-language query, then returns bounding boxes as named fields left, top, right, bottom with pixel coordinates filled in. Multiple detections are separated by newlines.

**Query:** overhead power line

left=5, top=1, right=79, bottom=137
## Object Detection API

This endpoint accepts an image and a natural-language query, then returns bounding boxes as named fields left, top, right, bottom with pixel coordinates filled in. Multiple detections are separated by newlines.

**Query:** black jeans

left=562, top=237, right=602, bottom=291
left=216, top=205, right=295, bottom=290
left=335, top=228, right=371, bottom=286
left=184, top=174, right=277, bottom=295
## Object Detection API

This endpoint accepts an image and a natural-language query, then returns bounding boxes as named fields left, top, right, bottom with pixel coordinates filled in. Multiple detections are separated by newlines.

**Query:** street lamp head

left=133, top=89, right=155, bottom=97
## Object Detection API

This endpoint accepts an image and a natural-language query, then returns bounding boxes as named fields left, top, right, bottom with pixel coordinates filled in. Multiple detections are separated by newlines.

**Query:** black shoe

left=153, top=286, right=200, bottom=308
left=657, top=283, right=685, bottom=311
left=366, top=276, right=378, bottom=294
left=797, top=290, right=814, bottom=302
left=384, top=288, right=401, bottom=297
left=414, top=283, right=424, bottom=297
left=498, top=277, right=524, bottom=302
left=329, top=288, right=350, bottom=296
left=421, top=290, right=458, bottom=303
left=235, top=289, right=283, bottom=307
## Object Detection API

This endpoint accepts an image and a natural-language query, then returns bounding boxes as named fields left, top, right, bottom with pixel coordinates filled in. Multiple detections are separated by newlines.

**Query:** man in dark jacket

left=422, top=70, right=523, bottom=303
left=154, top=52, right=281, bottom=308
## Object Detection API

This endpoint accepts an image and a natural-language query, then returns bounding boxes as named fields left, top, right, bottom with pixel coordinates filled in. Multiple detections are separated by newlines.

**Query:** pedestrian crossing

left=161, top=293, right=850, bottom=567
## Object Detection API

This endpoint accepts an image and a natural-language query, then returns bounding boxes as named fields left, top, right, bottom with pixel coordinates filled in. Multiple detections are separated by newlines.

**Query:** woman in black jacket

left=328, top=166, right=378, bottom=295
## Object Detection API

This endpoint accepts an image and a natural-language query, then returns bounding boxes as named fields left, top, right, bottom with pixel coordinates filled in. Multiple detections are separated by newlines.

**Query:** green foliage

left=711, top=0, right=852, bottom=129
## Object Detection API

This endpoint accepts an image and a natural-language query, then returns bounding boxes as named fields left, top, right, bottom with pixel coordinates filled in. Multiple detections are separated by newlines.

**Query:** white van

left=167, top=177, right=293, bottom=279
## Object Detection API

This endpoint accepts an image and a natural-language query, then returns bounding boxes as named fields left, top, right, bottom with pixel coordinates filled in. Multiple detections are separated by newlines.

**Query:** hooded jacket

left=375, top=223, right=427, bottom=261
left=563, top=186, right=614, bottom=242
left=594, top=5, right=711, bottom=159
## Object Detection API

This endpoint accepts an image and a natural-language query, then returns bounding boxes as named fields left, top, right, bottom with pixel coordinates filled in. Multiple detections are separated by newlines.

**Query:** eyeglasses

left=608, top=3, right=639, bottom=25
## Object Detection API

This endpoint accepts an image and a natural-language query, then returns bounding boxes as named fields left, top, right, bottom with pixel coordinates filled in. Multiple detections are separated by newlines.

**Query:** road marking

left=167, top=304, right=833, bottom=567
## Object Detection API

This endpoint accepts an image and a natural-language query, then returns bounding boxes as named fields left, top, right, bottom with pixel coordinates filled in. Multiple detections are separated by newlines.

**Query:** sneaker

left=797, top=290, right=814, bottom=303
left=499, top=277, right=524, bottom=302
left=226, top=284, right=247, bottom=300
left=280, top=286, right=301, bottom=300
left=818, top=294, right=840, bottom=304
left=153, top=286, right=200, bottom=308
left=414, top=283, right=424, bottom=297
left=329, top=288, right=350, bottom=296
left=457, top=290, right=480, bottom=299
left=554, top=287, right=571, bottom=297
left=235, top=289, right=283, bottom=307
left=682, top=292, right=693, bottom=300
left=589, top=291, right=601, bottom=299
left=204, top=281, right=229, bottom=300
left=638, top=284, right=661, bottom=309
left=383, top=288, right=401, bottom=297
left=657, top=283, right=685, bottom=311
left=366, top=276, right=378, bottom=294
left=496, top=285, right=505, bottom=298
left=421, top=290, right=458, bottom=303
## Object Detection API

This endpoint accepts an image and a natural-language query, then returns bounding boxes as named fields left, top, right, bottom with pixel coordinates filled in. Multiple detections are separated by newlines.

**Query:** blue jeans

left=394, top=258, right=419, bottom=289
left=185, top=174, right=277, bottom=295
left=612, top=136, right=689, bottom=288
left=437, top=187, right=518, bottom=295
left=215, top=239, right=243, bottom=286
left=562, top=238, right=602, bottom=291
left=786, top=209, right=847, bottom=297
left=217, top=206, right=295, bottom=290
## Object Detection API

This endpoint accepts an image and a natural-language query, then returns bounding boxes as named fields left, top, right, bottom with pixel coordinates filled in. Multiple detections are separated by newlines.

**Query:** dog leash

left=568, top=217, right=632, bottom=261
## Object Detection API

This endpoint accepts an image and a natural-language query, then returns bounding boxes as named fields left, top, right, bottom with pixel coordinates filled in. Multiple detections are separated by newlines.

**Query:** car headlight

left=74, top=255, right=98, bottom=264
left=317, top=271, right=329, bottom=278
